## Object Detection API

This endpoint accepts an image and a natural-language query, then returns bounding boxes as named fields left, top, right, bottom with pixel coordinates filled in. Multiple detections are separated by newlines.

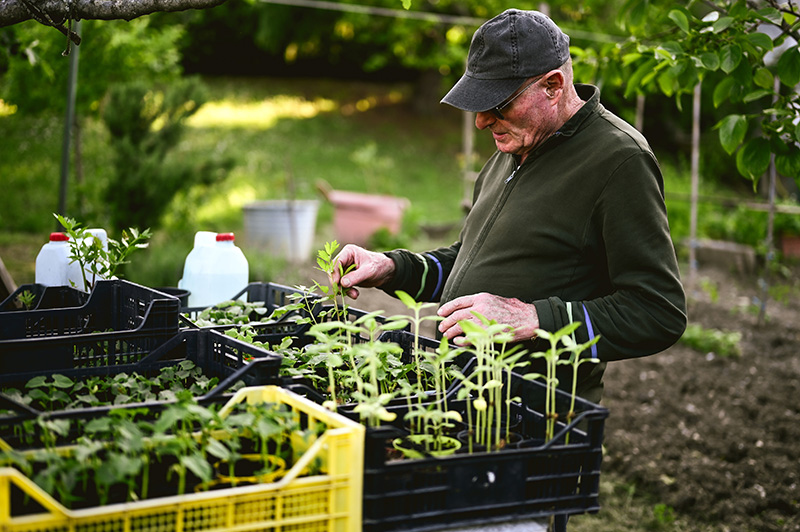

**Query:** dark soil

left=602, top=265, right=800, bottom=532
left=327, top=262, right=800, bottom=532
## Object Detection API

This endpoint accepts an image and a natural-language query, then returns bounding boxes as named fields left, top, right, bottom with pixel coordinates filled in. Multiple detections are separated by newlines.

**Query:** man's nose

left=475, top=110, right=496, bottom=130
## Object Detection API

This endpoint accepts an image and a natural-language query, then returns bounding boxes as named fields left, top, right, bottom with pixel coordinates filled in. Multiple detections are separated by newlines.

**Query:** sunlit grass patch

left=188, top=95, right=337, bottom=129
left=0, top=99, right=17, bottom=116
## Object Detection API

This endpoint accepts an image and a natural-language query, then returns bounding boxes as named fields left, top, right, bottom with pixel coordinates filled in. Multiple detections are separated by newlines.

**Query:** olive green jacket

left=381, top=84, right=687, bottom=402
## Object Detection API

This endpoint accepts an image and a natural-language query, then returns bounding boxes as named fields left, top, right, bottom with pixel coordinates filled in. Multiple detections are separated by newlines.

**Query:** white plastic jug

left=35, top=232, right=72, bottom=287
left=179, top=231, right=249, bottom=308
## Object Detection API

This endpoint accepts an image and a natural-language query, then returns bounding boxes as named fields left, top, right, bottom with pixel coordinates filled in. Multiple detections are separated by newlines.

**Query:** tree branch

left=1, top=0, right=229, bottom=28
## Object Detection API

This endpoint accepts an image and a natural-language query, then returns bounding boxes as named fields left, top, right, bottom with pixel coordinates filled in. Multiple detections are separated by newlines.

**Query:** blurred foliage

left=680, top=323, right=742, bottom=358
left=569, top=0, right=800, bottom=189
left=0, top=17, right=184, bottom=114
left=100, top=77, right=234, bottom=233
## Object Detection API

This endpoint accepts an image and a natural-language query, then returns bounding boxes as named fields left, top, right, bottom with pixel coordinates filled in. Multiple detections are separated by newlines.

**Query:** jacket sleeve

left=379, top=242, right=461, bottom=302
left=533, top=152, right=687, bottom=362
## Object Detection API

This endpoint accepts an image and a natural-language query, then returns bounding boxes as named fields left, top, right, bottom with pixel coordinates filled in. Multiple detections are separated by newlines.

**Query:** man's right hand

left=332, top=244, right=396, bottom=300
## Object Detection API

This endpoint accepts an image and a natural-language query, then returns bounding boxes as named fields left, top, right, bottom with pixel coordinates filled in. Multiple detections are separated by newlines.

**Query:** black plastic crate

left=0, top=328, right=284, bottom=448
left=180, top=282, right=317, bottom=326
left=0, top=280, right=180, bottom=374
left=0, top=284, right=89, bottom=312
left=358, top=371, right=609, bottom=531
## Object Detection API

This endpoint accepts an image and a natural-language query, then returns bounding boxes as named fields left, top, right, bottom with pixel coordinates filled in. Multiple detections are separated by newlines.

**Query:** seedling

left=15, top=289, right=36, bottom=310
left=55, top=213, right=152, bottom=292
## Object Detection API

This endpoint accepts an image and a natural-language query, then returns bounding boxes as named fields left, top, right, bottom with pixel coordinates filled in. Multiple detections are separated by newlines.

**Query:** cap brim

left=440, top=74, right=525, bottom=112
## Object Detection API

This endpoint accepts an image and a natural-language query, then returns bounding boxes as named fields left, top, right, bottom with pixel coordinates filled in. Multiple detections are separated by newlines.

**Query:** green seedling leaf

left=25, top=376, right=48, bottom=389
left=181, top=453, right=213, bottom=482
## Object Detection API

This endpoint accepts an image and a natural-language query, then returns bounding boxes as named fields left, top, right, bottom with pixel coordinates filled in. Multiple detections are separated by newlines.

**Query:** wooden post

left=0, top=255, right=17, bottom=302
left=758, top=77, right=781, bottom=325
left=688, top=82, right=701, bottom=293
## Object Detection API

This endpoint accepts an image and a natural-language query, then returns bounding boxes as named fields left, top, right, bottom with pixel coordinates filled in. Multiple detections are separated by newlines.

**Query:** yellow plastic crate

left=0, top=386, right=365, bottom=532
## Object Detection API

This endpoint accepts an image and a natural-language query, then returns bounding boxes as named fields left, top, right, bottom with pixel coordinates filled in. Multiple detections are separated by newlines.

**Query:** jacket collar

left=557, top=84, right=600, bottom=137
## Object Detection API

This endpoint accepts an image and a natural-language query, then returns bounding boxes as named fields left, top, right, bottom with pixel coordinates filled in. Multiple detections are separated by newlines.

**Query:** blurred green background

left=2, top=0, right=798, bottom=288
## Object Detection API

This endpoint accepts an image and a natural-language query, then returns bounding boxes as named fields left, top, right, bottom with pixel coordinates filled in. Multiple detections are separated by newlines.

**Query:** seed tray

left=358, top=370, right=609, bottom=531
left=0, top=385, right=365, bottom=532
left=0, top=283, right=89, bottom=312
left=180, top=281, right=318, bottom=326
left=0, top=328, right=284, bottom=449
left=0, top=280, right=180, bottom=375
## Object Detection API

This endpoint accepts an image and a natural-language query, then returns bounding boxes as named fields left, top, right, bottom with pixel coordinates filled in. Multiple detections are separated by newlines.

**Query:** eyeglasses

left=490, top=75, right=545, bottom=120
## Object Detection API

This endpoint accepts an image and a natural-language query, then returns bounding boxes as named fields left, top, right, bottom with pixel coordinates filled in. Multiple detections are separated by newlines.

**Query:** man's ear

left=544, top=70, right=565, bottom=98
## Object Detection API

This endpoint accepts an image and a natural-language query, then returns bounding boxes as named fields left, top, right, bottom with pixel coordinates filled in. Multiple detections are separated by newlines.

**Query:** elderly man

left=332, top=8, right=686, bottom=409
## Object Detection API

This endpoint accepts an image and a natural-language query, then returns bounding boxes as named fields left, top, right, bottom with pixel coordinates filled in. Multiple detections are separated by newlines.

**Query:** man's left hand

left=437, top=292, right=539, bottom=344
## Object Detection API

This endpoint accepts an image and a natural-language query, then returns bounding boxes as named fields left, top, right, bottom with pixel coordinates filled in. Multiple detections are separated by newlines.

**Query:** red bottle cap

left=216, top=233, right=235, bottom=242
left=50, top=232, right=69, bottom=242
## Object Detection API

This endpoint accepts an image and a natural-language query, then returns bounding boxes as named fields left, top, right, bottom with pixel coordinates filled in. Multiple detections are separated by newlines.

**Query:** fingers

left=332, top=244, right=395, bottom=292
left=344, top=287, right=360, bottom=300
left=437, top=294, right=478, bottom=340
left=331, top=245, right=359, bottom=285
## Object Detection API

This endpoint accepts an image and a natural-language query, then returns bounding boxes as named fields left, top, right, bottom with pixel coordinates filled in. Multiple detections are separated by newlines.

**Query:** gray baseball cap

left=441, top=9, right=570, bottom=113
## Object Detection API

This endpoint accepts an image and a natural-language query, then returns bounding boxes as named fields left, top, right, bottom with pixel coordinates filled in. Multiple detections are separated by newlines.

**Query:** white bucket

left=243, top=200, right=319, bottom=263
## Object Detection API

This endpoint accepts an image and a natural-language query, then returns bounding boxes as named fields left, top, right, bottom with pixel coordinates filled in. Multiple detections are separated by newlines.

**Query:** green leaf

left=622, top=53, right=643, bottom=66
left=712, top=16, right=735, bottom=33
left=25, top=376, right=47, bottom=389
left=52, top=374, right=75, bottom=389
left=181, top=453, right=213, bottom=482
left=720, top=44, right=743, bottom=73
left=729, top=0, right=747, bottom=18
left=743, top=89, right=772, bottom=103
left=735, top=137, right=772, bottom=182
left=745, top=32, right=774, bottom=52
left=622, top=0, right=648, bottom=30
left=753, top=67, right=774, bottom=89
left=718, top=115, right=747, bottom=155
left=776, top=46, right=800, bottom=88
left=657, top=70, right=676, bottom=96
left=205, top=438, right=232, bottom=461
left=756, top=7, right=783, bottom=25
left=668, top=10, right=690, bottom=34
left=660, top=42, right=684, bottom=57
left=699, top=51, right=720, bottom=71
left=655, top=47, right=674, bottom=61
left=776, top=147, right=800, bottom=182
left=625, top=58, right=658, bottom=99
left=713, top=77, right=735, bottom=107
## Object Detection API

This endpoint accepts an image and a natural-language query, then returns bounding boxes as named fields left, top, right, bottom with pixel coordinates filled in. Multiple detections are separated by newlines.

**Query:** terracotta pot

left=327, top=190, right=409, bottom=247
left=780, top=234, right=800, bottom=259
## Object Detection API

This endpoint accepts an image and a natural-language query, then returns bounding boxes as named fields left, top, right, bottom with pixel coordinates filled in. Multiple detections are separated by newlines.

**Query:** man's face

left=475, top=74, right=561, bottom=160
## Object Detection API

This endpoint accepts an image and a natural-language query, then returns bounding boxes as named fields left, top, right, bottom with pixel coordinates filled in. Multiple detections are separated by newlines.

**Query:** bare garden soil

left=326, top=262, right=800, bottom=532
